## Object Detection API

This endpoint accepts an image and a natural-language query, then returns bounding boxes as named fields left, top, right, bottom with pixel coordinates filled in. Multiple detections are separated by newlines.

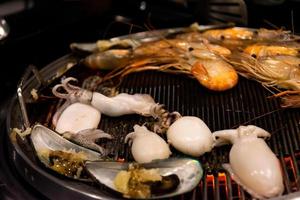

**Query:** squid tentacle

left=237, top=125, right=271, bottom=139
left=212, top=129, right=238, bottom=146
left=150, top=104, right=182, bottom=134
left=52, top=77, right=93, bottom=104
left=62, top=129, right=112, bottom=156
left=124, top=132, right=136, bottom=146
left=52, top=84, right=70, bottom=99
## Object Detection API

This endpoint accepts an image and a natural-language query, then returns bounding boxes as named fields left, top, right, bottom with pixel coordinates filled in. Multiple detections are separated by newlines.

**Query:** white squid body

left=125, top=125, right=171, bottom=163
left=212, top=125, right=284, bottom=199
left=52, top=77, right=160, bottom=118
left=167, top=116, right=213, bottom=157
left=54, top=102, right=101, bottom=134
left=91, top=93, right=156, bottom=117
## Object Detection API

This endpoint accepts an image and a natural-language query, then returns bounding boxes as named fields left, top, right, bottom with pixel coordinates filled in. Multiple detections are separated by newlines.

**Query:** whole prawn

left=84, top=36, right=238, bottom=92
left=244, top=44, right=299, bottom=58
left=202, top=27, right=299, bottom=42
left=228, top=53, right=300, bottom=108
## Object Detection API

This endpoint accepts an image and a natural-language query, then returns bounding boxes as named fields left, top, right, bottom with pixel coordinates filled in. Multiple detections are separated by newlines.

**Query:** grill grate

left=91, top=70, right=300, bottom=200
left=28, top=67, right=300, bottom=199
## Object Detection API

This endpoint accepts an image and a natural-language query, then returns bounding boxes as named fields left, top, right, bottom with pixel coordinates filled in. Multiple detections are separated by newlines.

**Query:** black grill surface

left=9, top=64, right=300, bottom=200
left=83, top=70, right=300, bottom=200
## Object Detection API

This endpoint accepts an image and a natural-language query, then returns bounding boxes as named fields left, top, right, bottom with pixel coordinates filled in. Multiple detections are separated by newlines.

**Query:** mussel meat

left=30, top=124, right=103, bottom=179
left=85, top=158, right=202, bottom=199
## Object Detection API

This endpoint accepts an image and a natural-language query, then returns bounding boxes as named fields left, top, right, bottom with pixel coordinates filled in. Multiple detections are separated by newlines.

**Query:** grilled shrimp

left=255, top=28, right=300, bottom=41
left=190, top=51, right=238, bottom=91
left=228, top=53, right=300, bottom=90
left=244, top=44, right=299, bottom=58
left=175, top=31, right=210, bottom=43
left=273, top=90, right=300, bottom=108
left=202, top=27, right=254, bottom=40
left=98, top=38, right=238, bottom=91
left=202, top=27, right=298, bottom=42
left=228, top=52, right=300, bottom=108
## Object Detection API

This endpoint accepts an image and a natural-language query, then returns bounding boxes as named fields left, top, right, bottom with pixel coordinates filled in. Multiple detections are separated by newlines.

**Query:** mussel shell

left=30, top=124, right=102, bottom=169
left=85, top=158, right=202, bottom=199
left=150, top=174, right=180, bottom=195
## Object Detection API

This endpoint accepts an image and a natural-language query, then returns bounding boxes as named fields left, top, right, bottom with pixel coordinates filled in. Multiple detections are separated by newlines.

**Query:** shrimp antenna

left=102, top=16, right=146, bottom=39
left=128, top=23, right=134, bottom=35
left=232, top=108, right=283, bottom=129
left=263, top=19, right=281, bottom=30
left=291, top=9, right=295, bottom=35
left=144, top=12, right=156, bottom=31
left=101, top=20, right=118, bottom=39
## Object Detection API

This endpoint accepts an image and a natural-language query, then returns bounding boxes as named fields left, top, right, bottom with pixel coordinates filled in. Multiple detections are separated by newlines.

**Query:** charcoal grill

left=6, top=27, right=300, bottom=200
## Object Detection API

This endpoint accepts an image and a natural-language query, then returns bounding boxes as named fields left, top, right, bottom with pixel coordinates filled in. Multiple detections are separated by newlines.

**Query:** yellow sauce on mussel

left=114, top=164, right=179, bottom=199
left=114, top=164, right=161, bottom=198
left=40, top=150, right=87, bottom=179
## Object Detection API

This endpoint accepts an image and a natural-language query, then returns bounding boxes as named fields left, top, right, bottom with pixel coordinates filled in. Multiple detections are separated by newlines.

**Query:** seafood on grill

left=125, top=125, right=171, bottom=163
left=83, top=49, right=132, bottom=70
left=202, top=27, right=254, bottom=41
left=201, top=27, right=300, bottom=52
left=243, top=44, right=299, bottom=58
left=212, top=125, right=284, bottom=199
left=254, top=28, right=299, bottom=41
left=85, top=158, right=203, bottom=199
left=167, top=116, right=213, bottom=157
left=85, top=38, right=238, bottom=92
left=113, top=164, right=180, bottom=199
left=52, top=77, right=160, bottom=117
left=52, top=77, right=181, bottom=133
left=273, top=90, right=300, bottom=108
left=228, top=52, right=300, bottom=107
left=228, top=54, right=300, bottom=91
left=54, top=102, right=101, bottom=133
left=52, top=102, right=112, bottom=155
left=30, top=124, right=103, bottom=179
left=70, top=38, right=140, bottom=55
left=202, top=27, right=298, bottom=42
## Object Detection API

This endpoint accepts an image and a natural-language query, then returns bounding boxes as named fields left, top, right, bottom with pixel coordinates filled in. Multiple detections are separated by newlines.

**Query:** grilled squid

left=167, top=116, right=213, bottom=157
left=52, top=77, right=180, bottom=133
left=212, top=125, right=284, bottom=199
left=53, top=77, right=158, bottom=117
left=52, top=102, right=112, bottom=155
left=53, top=102, right=101, bottom=133
left=125, top=125, right=171, bottom=163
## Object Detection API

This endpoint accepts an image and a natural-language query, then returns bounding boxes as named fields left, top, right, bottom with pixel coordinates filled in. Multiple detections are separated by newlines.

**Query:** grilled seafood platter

left=8, top=24, right=300, bottom=199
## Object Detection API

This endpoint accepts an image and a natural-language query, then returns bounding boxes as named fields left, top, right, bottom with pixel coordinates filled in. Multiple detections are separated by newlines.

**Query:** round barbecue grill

left=3, top=26, right=300, bottom=200
left=1, top=1, right=300, bottom=200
